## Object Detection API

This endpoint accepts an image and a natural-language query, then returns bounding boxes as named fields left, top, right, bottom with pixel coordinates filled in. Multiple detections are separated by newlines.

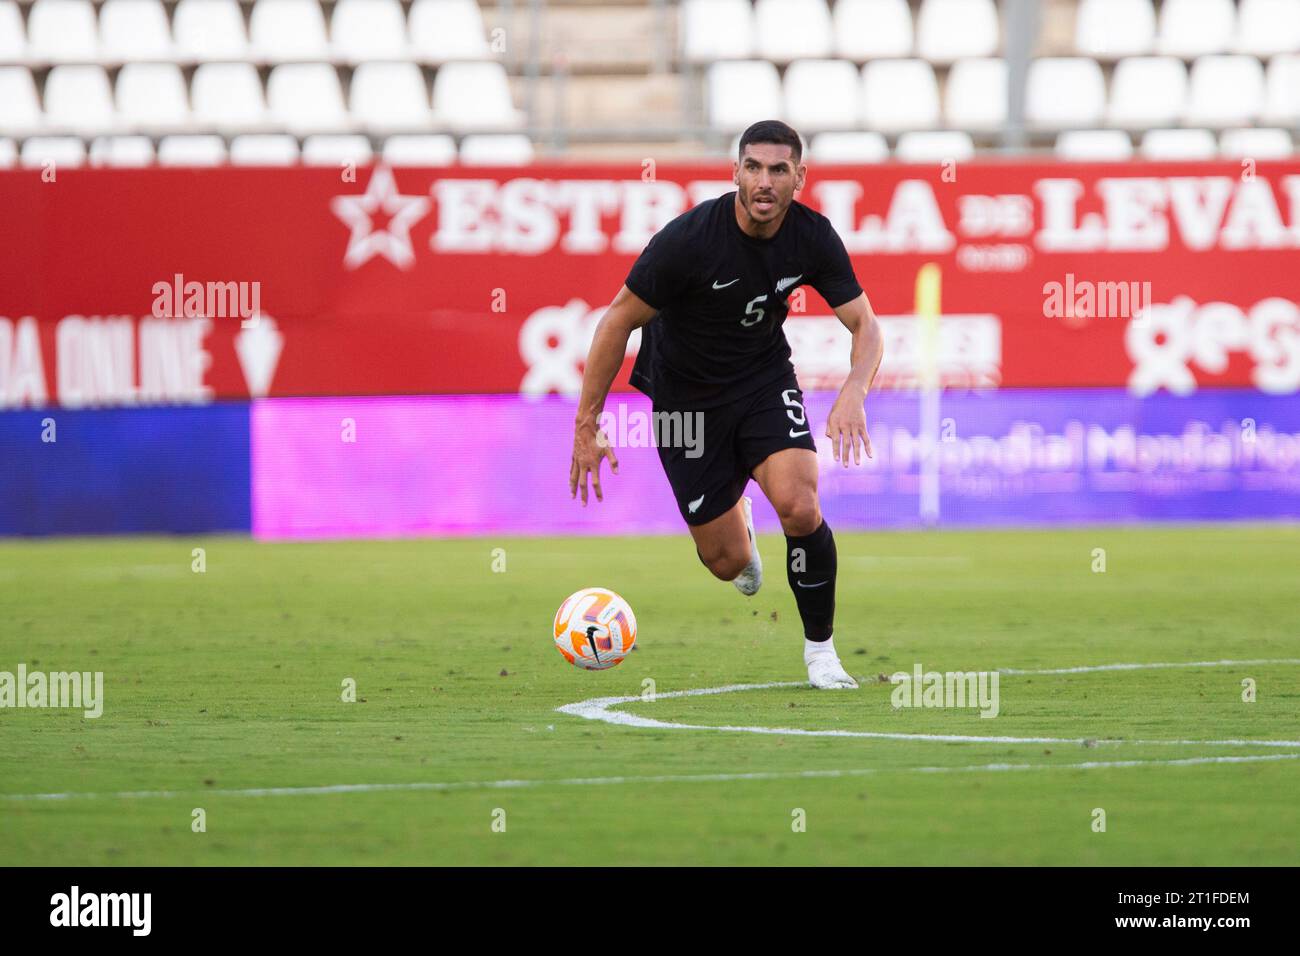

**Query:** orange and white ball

left=553, top=587, right=637, bottom=670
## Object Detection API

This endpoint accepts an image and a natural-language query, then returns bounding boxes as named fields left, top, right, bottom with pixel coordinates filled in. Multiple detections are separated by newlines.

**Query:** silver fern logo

left=776, top=274, right=803, bottom=294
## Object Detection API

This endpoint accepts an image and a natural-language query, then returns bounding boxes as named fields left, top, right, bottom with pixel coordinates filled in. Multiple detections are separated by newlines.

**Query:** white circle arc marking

left=556, top=659, right=1300, bottom=748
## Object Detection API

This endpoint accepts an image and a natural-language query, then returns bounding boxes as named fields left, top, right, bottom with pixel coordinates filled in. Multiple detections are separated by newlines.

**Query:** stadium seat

left=43, top=65, right=117, bottom=135
left=1263, top=54, right=1300, bottom=125
left=99, top=0, right=174, bottom=62
left=20, top=135, right=86, bottom=167
left=267, top=63, right=351, bottom=134
left=783, top=59, right=859, bottom=131
left=431, top=61, right=523, bottom=130
left=116, top=63, right=191, bottom=132
left=193, top=63, right=269, bottom=132
left=409, top=0, right=491, bottom=62
left=1157, top=0, right=1234, bottom=58
left=1055, top=129, right=1135, bottom=160
left=707, top=60, right=783, bottom=131
left=88, top=135, right=155, bottom=166
left=1140, top=128, right=1217, bottom=159
left=944, top=58, right=1007, bottom=131
left=0, top=67, right=43, bottom=135
left=681, top=0, right=756, bottom=63
left=1235, top=0, right=1300, bottom=56
left=1076, top=0, right=1156, bottom=58
left=0, top=2, right=27, bottom=63
left=383, top=134, right=458, bottom=165
left=895, top=130, right=975, bottom=162
left=0, top=138, right=15, bottom=167
left=301, top=134, right=374, bottom=166
left=174, top=0, right=249, bottom=62
left=250, top=0, right=331, bottom=62
left=916, top=0, right=1000, bottom=63
left=1025, top=58, right=1106, bottom=129
left=1219, top=127, right=1295, bottom=159
left=1106, top=57, right=1187, bottom=128
left=27, top=0, right=98, bottom=63
left=861, top=58, right=939, bottom=133
left=351, top=62, right=432, bottom=133
left=157, top=134, right=227, bottom=165
left=331, top=0, right=409, bottom=64
left=808, top=130, right=889, bottom=162
left=229, top=133, right=301, bottom=164
left=1185, top=55, right=1265, bottom=127
left=833, top=0, right=913, bottom=60
left=754, top=0, right=834, bottom=62
left=458, top=133, right=536, bottom=165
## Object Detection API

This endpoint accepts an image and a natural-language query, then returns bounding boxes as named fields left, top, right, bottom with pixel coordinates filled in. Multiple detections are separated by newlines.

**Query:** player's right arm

left=570, top=285, right=658, bottom=505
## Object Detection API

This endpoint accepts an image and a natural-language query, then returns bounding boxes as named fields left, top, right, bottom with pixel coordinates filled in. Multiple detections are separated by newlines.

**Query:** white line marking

left=999, top=658, right=1300, bottom=675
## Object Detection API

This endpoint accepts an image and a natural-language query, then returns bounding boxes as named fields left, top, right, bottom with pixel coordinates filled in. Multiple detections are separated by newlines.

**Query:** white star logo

left=330, top=167, right=430, bottom=270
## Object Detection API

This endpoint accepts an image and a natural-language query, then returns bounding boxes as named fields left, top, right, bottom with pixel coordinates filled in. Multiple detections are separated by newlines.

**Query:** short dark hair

left=738, top=120, right=803, bottom=164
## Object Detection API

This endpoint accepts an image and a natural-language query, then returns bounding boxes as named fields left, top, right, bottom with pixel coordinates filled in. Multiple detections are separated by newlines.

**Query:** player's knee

left=774, top=492, right=820, bottom=537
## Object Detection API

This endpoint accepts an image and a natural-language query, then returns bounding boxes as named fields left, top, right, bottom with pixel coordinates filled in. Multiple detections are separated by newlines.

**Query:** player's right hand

left=570, top=420, right=619, bottom=505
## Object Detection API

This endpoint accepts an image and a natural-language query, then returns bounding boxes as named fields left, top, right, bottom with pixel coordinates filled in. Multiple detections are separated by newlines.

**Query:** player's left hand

left=825, top=390, right=872, bottom=467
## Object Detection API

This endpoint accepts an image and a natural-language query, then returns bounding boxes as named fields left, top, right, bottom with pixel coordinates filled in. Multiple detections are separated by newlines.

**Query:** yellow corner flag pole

left=916, top=263, right=942, bottom=526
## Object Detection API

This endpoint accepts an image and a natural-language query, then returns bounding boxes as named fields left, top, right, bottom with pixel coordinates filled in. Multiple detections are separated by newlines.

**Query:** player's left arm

left=825, top=292, right=883, bottom=467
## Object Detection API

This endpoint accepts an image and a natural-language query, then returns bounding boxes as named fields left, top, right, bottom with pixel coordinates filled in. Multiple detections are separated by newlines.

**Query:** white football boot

left=732, top=496, right=763, bottom=596
left=805, top=637, right=858, bottom=689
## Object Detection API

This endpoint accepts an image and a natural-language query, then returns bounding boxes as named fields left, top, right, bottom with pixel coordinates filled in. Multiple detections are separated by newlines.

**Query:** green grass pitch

left=1, top=525, right=1297, bottom=865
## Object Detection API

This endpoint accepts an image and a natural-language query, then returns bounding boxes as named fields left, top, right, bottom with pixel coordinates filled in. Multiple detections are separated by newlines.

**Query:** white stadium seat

left=229, top=133, right=301, bottom=164
left=1185, top=55, right=1265, bottom=127
left=782, top=59, right=859, bottom=131
left=267, top=63, right=351, bottom=134
left=895, top=130, right=975, bottom=162
left=0, top=2, right=27, bottom=62
left=116, top=63, right=191, bottom=131
left=409, top=0, right=491, bottom=62
left=44, top=65, right=116, bottom=135
left=99, top=0, right=173, bottom=62
left=383, top=134, right=458, bottom=165
left=351, top=62, right=432, bottom=133
left=1055, top=129, right=1135, bottom=160
left=193, top=63, right=268, bottom=132
left=459, top=133, right=535, bottom=165
left=331, top=0, right=409, bottom=64
left=1140, top=128, right=1217, bottom=159
left=944, top=58, right=1007, bottom=131
left=1235, top=0, right=1300, bottom=56
left=0, top=138, right=16, bottom=167
left=431, top=61, right=522, bottom=130
left=808, top=131, right=889, bottom=162
left=1157, top=0, right=1234, bottom=58
left=174, top=0, right=249, bottom=61
left=1106, top=57, right=1187, bottom=128
left=1219, top=127, right=1295, bottom=159
left=0, top=67, right=43, bottom=135
left=681, top=0, right=756, bottom=63
left=1263, top=54, right=1300, bottom=124
left=250, top=0, right=331, bottom=62
left=89, top=135, right=155, bottom=166
left=21, top=135, right=86, bottom=167
left=833, top=0, right=913, bottom=60
left=301, top=134, right=374, bottom=166
left=27, top=0, right=98, bottom=63
left=1076, top=0, right=1156, bottom=58
left=754, top=0, right=833, bottom=62
left=916, top=0, right=1000, bottom=63
left=706, top=60, right=783, bottom=131
left=861, top=58, right=939, bottom=133
left=157, top=134, right=227, bottom=165
left=1025, top=57, right=1106, bottom=129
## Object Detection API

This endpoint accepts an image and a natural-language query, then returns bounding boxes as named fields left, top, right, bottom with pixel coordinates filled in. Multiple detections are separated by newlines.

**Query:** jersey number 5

left=741, top=294, right=768, bottom=327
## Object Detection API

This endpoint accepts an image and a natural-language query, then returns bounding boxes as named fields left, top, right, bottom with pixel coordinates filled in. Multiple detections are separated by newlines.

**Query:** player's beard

left=740, top=185, right=787, bottom=224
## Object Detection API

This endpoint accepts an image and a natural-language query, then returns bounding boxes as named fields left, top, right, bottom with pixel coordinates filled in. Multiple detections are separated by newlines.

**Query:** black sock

left=786, top=520, right=836, bottom=642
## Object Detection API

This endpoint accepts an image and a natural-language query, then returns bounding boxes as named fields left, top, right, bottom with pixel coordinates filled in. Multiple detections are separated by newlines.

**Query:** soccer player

left=569, top=120, right=884, bottom=689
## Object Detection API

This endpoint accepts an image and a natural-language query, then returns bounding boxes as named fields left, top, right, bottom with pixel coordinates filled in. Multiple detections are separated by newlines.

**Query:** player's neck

left=732, top=193, right=788, bottom=240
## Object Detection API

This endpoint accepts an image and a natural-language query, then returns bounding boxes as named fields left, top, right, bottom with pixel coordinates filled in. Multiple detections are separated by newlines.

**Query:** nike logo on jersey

left=687, top=494, right=706, bottom=514
left=712, top=278, right=740, bottom=289
left=796, top=580, right=828, bottom=588
left=776, top=274, right=803, bottom=293
left=789, top=428, right=810, bottom=438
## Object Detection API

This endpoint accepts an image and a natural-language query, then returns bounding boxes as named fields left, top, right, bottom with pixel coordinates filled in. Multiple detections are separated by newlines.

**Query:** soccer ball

left=553, top=587, right=637, bottom=670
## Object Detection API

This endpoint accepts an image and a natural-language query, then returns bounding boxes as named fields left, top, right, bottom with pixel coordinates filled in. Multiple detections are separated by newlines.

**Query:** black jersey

left=624, top=191, right=862, bottom=408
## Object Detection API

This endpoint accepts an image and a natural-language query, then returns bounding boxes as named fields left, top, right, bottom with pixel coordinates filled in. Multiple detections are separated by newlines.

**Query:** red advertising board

left=1, top=161, right=1298, bottom=408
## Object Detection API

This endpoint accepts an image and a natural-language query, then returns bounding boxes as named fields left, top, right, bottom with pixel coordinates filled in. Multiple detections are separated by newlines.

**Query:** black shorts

left=655, top=375, right=817, bottom=526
